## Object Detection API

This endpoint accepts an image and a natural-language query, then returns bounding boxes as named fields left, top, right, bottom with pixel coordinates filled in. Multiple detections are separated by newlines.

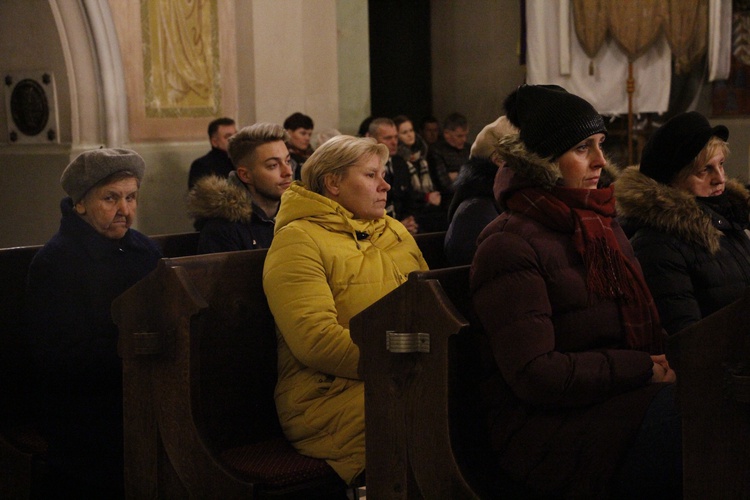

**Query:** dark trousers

left=613, top=383, right=682, bottom=499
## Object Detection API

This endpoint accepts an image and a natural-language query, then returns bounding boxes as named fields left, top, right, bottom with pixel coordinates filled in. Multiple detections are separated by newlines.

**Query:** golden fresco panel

left=141, top=0, right=220, bottom=117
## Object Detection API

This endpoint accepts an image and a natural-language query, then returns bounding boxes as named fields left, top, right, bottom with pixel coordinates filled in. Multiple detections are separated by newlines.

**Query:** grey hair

left=367, top=117, right=396, bottom=138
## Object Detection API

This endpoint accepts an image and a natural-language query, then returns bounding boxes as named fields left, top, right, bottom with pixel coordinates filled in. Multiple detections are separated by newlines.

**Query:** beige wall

left=251, top=1, right=339, bottom=131
left=431, top=0, right=527, bottom=141
left=1, top=0, right=750, bottom=247
left=337, top=0, right=370, bottom=135
left=130, top=0, right=345, bottom=237
left=0, top=0, right=74, bottom=247
left=0, top=0, right=356, bottom=246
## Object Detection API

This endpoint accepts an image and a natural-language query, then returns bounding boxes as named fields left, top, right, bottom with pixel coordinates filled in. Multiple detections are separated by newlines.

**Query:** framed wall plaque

left=3, top=71, right=60, bottom=144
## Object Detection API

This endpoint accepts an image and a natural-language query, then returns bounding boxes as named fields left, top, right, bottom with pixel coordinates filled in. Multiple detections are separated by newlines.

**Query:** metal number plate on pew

left=386, top=330, right=430, bottom=353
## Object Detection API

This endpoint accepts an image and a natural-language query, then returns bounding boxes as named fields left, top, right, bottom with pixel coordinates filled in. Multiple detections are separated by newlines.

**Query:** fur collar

left=615, top=166, right=750, bottom=253
left=497, top=134, right=562, bottom=189
left=494, top=133, right=619, bottom=205
left=187, top=173, right=253, bottom=223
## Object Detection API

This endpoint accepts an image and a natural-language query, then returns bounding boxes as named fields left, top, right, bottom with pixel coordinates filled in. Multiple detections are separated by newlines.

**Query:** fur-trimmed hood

left=187, top=172, right=253, bottom=223
left=494, top=133, right=619, bottom=208
left=615, top=166, right=750, bottom=254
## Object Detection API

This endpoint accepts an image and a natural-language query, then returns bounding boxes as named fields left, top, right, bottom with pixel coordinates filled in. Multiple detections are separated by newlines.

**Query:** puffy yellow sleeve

left=263, top=225, right=361, bottom=379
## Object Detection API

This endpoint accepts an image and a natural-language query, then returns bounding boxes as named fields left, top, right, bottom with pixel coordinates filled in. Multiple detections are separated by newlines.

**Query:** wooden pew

left=0, top=231, right=197, bottom=499
left=350, top=266, right=494, bottom=499
left=412, top=230, right=449, bottom=270
left=109, top=231, right=447, bottom=498
left=667, top=289, right=750, bottom=499
left=0, top=228, right=445, bottom=498
left=149, top=230, right=200, bottom=258
left=351, top=265, right=750, bottom=499
left=112, top=249, right=350, bottom=498
left=0, top=245, right=46, bottom=499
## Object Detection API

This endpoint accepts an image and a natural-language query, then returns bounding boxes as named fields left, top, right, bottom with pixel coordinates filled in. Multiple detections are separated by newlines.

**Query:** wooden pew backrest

left=668, top=288, right=750, bottom=498
left=162, top=249, right=280, bottom=448
left=149, top=231, right=199, bottom=258
left=0, top=231, right=198, bottom=499
left=114, top=249, right=348, bottom=498
left=0, top=246, right=45, bottom=499
left=0, top=246, right=40, bottom=427
left=413, top=230, right=448, bottom=270
left=351, top=265, right=493, bottom=499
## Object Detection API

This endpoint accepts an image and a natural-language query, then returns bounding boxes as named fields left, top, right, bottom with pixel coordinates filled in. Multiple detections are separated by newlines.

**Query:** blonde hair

left=671, top=136, right=730, bottom=187
left=228, top=123, right=288, bottom=167
left=301, top=135, right=389, bottom=195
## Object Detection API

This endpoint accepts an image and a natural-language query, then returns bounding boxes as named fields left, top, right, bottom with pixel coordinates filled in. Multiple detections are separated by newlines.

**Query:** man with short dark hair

left=367, top=117, right=419, bottom=235
left=283, top=112, right=314, bottom=179
left=420, top=115, right=441, bottom=146
left=429, top=112, right=470, bottom=192
left=187, top=123, right=293, bottom=252
left=188, top=117, right=238, bottom=189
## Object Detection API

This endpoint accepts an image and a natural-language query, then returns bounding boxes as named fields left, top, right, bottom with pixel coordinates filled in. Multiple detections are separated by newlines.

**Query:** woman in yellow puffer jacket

left=262, top=135, right=428, bottom=485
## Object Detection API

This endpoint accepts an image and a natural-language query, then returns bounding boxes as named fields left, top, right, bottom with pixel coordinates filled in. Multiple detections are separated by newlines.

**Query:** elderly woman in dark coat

left=444, top=116, right=517, bottom=266
left=26, top=149, right=162, bottom=497
left=615, top=111, right=750, bottom=335
left=471, top=85, right=681, bottom=498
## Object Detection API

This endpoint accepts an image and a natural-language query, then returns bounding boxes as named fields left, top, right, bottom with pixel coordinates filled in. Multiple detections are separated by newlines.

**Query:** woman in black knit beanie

left=470, top=84, right=681, bottom=499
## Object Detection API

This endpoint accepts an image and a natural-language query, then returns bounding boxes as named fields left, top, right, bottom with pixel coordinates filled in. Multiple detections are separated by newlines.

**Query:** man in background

left=419, top=115, right=441, bottom=147
left=283, top=112, right=314, bottom=179
left=187, top=123, right=292, bottom=252
left=367, top=117, right=419, bottom=235
left=188, top=117, right=237, bottom=189
left=428, top=112, right=470, bottom=192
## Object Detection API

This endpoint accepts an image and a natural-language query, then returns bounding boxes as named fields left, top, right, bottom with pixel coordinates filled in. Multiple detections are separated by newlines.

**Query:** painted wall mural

left=142, top=0, right=220, bottom=117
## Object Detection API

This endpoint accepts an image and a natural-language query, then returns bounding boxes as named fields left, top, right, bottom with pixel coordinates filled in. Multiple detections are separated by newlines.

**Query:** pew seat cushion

left=220, top=437, right=342, bottom=488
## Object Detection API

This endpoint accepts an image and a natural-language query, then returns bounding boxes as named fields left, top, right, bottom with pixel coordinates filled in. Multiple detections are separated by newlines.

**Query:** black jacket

left=188, top=147, right=234, bottom=189
left=616, top=167, right=750, bottom=334
left=187, top=172, right=275, bottom=252
left=444, top=157, right=499, bottom=265
left=26, top=198, right=161, bottom=487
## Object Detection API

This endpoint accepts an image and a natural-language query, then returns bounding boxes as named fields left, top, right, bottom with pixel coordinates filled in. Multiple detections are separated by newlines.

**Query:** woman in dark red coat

left=471, top=85, right=681, bottom=498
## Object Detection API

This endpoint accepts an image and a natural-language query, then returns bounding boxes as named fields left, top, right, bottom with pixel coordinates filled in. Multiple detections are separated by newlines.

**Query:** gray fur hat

left=470, top=116, right=518, bottom=160
left=61, top=148, right=146, bottom=202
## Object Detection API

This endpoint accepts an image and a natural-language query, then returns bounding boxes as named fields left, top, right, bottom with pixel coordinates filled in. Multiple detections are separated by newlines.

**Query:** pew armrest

left=351, top=267, right=483, bottom=499
left=113, top=250, right=346, bottom=499
left=667, top=287, right=750, bottom=498
left=114, top=260, right=255, bottom=498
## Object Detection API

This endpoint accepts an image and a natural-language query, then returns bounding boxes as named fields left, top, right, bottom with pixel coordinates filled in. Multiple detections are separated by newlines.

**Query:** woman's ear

left=323, top=173, right=340, bottom=197
left=74, top=201, right=86, bottom=215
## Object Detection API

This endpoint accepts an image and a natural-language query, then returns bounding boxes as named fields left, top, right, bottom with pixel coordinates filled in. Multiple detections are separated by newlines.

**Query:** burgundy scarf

left=506, top=185, right=665, bottom=353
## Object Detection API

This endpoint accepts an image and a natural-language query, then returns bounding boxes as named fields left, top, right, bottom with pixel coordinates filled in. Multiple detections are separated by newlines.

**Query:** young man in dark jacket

left=187, top=122, right=292, bottom=253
